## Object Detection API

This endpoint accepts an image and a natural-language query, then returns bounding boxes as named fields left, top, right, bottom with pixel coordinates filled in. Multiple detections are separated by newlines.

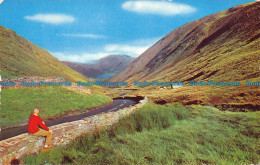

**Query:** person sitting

left=27, top=107, right=53, bottom=149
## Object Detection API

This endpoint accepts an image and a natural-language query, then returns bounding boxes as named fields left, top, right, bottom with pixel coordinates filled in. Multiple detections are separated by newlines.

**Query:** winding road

left=0, top=98, right=138, bottom=141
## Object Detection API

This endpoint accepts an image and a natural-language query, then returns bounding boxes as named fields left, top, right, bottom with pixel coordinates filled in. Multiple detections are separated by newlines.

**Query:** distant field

left=24, top=103, right=260, bottom=164
left=0, top=87, right=112, bottom=128
left=129, top=82, right=260, bottom=111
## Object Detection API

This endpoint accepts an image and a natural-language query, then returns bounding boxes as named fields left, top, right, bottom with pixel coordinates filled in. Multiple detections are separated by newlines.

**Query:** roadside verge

left=0, top=96, right=148, bottom=164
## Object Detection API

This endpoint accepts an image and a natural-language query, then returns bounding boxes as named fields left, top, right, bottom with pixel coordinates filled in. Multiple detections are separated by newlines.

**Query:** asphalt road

left=0, top=98, right=138, bottom=141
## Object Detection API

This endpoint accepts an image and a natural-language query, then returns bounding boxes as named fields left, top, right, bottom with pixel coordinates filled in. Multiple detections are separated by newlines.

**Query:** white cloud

left=61, top=33, right=106, bottom=39
left=104, top=37, right=160, bottom=57
left=51, top=37, right=161, bottom=62
left=52, top=52, right=109, bottom=63
left=0, top=0, right=4, bottom=5
left=105, top=44, right=149, bottom=57
left=122, top=1, right=196, bottom=16
left=128, top=37, right=161, bottom=46
left=25, top=13, right=75, bottom=25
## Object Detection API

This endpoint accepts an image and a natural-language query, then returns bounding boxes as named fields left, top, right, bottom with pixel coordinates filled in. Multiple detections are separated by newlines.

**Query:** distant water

left=96, top=75, right=113, bottom=78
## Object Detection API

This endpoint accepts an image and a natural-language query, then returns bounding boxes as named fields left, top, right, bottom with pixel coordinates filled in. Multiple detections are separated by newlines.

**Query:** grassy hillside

left=0, top=87, right=112, bottom=128
left=111, top=2, right=259, bottom=84
left=0, top=25, right=88, bottom=82
left=111, top=2, right=260, bottom=107
left=24, top=103, right=260, bottom=164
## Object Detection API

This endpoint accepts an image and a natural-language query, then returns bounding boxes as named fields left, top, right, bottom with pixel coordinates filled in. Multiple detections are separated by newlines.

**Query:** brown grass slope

left=111, top=2, right=260, bottom=84
left=111, top=2, right=260, bottom=108
left=0, top=25, right=88, bottom=82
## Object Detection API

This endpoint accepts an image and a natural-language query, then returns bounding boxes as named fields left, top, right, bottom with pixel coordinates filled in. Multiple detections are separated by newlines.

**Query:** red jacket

left=28, top=115, right=49, bottom=134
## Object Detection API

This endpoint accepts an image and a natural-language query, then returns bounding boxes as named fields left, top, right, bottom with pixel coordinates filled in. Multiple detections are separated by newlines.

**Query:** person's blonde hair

left=33, top=107, right=39, bottom=114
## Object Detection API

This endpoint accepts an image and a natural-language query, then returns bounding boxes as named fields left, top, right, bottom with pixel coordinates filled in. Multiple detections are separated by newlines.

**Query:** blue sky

left=0, top=0, right=255, bottom=62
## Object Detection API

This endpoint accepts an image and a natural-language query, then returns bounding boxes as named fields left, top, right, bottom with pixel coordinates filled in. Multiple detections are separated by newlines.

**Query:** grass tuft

left=24, top=103, right=259, bottom=164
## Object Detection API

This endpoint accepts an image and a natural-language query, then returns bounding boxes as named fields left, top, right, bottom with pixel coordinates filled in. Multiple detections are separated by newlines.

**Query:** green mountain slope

left=111, top=2, right=260, bottom=84
left=111, top=2, right=259, bottom=107
left=0, top=25, right=88, bottom=82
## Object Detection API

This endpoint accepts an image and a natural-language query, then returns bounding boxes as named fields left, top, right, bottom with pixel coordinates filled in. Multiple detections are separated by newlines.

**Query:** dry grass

left=123, top=79, right=259, bottom=111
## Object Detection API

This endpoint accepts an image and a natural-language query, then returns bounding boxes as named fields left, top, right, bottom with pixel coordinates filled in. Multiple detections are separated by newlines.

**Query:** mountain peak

left=63, top=55, right=135, bottom=79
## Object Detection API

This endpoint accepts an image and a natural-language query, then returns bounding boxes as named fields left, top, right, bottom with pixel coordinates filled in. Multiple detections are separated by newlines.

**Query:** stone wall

left=0, top=97, right=148, bottom=165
